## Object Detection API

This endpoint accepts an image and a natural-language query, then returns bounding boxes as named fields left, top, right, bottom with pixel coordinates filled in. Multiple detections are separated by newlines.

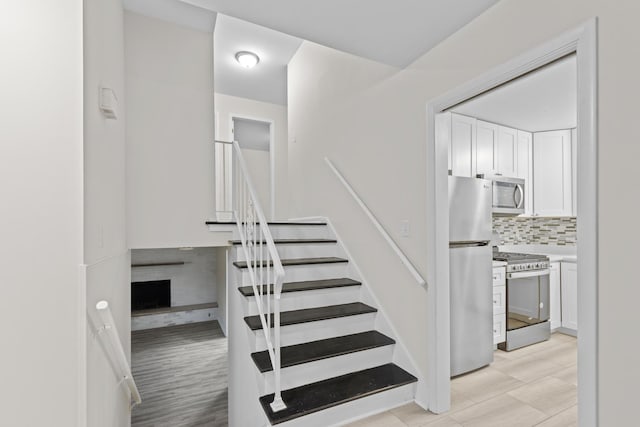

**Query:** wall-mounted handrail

left=325, top=157, right=427, bottom=288
left=228, top=140, right=287, bottom=412
left=90, top=300, right=142, bottom=410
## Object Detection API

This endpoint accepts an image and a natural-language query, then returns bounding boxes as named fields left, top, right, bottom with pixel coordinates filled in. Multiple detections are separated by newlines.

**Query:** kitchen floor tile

left=390, top=402, right=441, bottom=426
left=448, top=394, right=548, bottom=427
left=534, top=405, right=577, bottom=427
left=551, top=365, right=578, bottom=386
left=345, top=411, right=406, bottom=427
left=451, top=367, right=524, bottom=403
left=508, top=377, right=577, bottom=416
left=528, top=342, right=577, bottom=367
left=491, top=354, right=564, bottom=383
left=420, top=416, right=464, bottom=427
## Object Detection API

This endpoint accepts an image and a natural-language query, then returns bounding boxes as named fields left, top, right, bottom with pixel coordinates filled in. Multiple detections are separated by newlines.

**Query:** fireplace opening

left=132, top=280, right=171, bottom=311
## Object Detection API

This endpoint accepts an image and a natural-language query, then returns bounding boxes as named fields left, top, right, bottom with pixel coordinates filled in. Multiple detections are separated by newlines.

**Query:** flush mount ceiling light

left=235, top=51, right=260, bottom=69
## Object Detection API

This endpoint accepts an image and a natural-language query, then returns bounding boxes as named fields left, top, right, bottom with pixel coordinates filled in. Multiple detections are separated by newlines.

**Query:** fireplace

left=132, top=280, right=171, bottom=311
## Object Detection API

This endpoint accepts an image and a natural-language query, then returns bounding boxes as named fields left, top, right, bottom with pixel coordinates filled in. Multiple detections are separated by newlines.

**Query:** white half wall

left=0, top=1, right=83, bottom=425
left=125, top=11, right=221, bottom=249
left=83, top=0, right=131, bottom=425
left=215, top=92, right=289, bottom=219
left=287, top=1, right=640, bottom=424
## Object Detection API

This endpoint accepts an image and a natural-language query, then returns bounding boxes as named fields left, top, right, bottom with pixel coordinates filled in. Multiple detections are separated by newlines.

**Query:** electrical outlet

left=400, top=220, right=410, bottom=237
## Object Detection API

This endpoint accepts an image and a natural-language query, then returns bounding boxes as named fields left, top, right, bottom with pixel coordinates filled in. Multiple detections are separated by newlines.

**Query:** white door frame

left=230, top=114, right=276, bottom=219
left=425, top=19, right=598, bottom=426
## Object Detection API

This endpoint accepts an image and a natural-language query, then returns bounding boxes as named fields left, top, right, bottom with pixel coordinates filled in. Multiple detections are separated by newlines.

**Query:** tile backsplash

left=493, top=216, right=577, bottom=246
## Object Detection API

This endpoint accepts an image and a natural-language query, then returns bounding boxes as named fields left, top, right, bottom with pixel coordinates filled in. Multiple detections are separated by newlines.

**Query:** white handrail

left=91, top=300, right=142, bottom=410
left=325, top=157, right=427, bottom=288
left=228, top=140, right=287, bottom=412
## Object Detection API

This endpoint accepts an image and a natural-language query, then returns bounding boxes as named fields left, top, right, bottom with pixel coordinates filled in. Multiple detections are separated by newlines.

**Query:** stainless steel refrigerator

left=449, top=176, right=493, bottom=377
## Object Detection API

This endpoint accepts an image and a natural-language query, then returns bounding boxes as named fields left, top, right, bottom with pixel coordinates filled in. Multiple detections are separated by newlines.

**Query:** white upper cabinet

left=450, top=113, right=476, bottom=177
left=516, top=130, right=533, bottom=215
left=496, top=126, right=518, bottom=177
left=533, top=130, right=573, bottom=216
left=475, top=120, right=498, bottom=176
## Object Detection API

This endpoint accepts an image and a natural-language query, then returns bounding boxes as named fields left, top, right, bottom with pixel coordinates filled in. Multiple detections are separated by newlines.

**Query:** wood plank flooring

left=131, top=321, right=228, bottom=427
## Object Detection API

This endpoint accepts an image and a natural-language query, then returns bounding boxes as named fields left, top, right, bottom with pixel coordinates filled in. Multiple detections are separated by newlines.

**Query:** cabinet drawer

left=493, top=314, right=506, bottom=345
left=492, top=267, right=506, bottom=286
left=493, top=285, right=506, bottom=315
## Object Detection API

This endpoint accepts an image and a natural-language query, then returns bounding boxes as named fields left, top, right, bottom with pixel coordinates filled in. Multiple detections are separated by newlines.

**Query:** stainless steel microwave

left=478, top=175, right=525, bottom=215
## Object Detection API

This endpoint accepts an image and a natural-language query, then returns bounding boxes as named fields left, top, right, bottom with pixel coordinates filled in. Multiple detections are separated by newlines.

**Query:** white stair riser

left=256, top=345, right=394, bottom=395
left=237, top=263, right=351, bottom=284
left=273, top=383, right=417, bottom=427
left=232, top=243, right=344, bottom=262
left=242, top=287, right=361, bottom=315
left=266, top=225, right=331, bottom=240
left=250, top=313, right=376, bottom=352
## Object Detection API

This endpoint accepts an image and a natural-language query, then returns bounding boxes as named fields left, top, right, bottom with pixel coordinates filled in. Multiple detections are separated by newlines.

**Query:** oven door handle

left=507, top=269, right=550, bottom=279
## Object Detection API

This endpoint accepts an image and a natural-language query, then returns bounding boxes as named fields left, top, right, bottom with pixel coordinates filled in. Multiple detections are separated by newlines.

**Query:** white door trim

left=230, top=113, right=276, bottom=219
left=425, top=19, right=598, bottom=426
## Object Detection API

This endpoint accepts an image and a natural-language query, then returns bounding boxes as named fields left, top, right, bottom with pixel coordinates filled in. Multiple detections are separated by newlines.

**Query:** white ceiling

left=452, top=55, right=577, bottom=132
left=234, top=118, right=271, bottom=151
left=180, top=0, right=499, bottom=68
left=214, top=15, right=302, bottom=105
left=124, top=0, right=216, bottom=32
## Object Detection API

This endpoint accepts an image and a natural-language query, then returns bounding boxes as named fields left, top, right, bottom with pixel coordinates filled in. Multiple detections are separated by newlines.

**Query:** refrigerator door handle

left=449, top=241, right=490, bottom=248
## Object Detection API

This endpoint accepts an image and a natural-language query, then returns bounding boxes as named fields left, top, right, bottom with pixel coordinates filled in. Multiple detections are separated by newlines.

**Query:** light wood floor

left=131, top=321, right=228, bottom=427
left=348, top=333, right=577, bottom=427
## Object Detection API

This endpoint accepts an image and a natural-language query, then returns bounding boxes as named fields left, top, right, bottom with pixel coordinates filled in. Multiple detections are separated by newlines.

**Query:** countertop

left=492, top=261, right=507, bottom=268
left=498, top=245, right=577, bottom=263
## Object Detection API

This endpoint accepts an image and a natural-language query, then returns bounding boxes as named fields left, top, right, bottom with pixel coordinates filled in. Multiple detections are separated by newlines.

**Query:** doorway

left=231, top=116, right=275, bottom=219
left=426, top=20, right=597, bottom=427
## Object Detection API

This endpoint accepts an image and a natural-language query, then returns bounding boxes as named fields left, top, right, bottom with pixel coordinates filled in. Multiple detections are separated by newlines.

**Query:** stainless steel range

left=494, top=251, right=551, bottom=351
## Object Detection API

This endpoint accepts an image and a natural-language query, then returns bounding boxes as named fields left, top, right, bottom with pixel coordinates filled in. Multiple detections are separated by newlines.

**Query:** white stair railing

left=221, top=139, right=287, bottom=412
left=89, top=300, right=142, bottom=410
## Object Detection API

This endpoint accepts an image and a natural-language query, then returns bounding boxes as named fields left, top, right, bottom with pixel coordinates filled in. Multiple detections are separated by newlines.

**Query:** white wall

left=287, top=1, right=640, bottom=424
left=215, top=93, right=289, bottom=219
left=0, top=1, right=83, bottom=426
left=125, top=12, right=224, bottom=249
left=83, top=0, right=131, bottom=425
left=132, top=247, right=218, bottom=306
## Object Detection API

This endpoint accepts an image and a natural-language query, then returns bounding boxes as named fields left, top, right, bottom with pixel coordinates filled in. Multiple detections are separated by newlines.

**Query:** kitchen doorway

left=426, top=20, right=597, bottom=426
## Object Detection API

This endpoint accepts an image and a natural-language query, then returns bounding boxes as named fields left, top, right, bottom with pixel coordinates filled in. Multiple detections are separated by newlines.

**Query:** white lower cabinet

left=492, top=266, right=506, bottom=344
left=549, top=262, right=561, bottom=330
left=561, top=262, right=578, bottom=331
left=493, top=314, right=506, bottom=345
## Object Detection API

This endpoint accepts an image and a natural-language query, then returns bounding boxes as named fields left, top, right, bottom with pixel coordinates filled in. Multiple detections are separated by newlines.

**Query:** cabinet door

left=533, top=130, right=573, bottom=216
left=450, top=114, right=476, bottom=177
left=516, top=130, right=533, bottom=216
left=561, top=262, right=578, bottom=331
left=549, top=262, right=561, bottom=330
left=496, top=126, right=518, bottom=177
left=475, top=120, right=498, bottom=176
left=493, top=314, right=506, bottom=345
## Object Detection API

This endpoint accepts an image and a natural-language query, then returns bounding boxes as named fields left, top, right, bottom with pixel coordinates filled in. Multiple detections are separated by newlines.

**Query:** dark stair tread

left=251, top=331, right=395, bottom=373
left=238, top=278, right=361, bottom=297
left=206, top=220, right=327, bottom=226
left=230, top=238, right=338, bottom=245
left=244, top=302, right=376, bottom=331
left=259, top=363, right=417, bottom=425
left=233, top=257, right=348, bottom=269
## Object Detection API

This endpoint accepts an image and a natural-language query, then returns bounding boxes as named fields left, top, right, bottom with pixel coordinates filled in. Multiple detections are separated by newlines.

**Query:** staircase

left=228, top=220, right=418, bottom=426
